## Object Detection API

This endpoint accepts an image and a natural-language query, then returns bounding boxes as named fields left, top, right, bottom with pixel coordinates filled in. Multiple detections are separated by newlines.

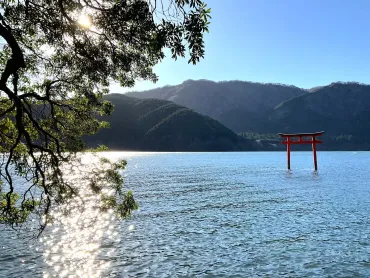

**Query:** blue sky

left=112, top=0, right=370, bottom=93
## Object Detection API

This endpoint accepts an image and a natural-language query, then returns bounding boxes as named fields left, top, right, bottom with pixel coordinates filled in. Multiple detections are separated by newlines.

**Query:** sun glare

left=77, top=14, right=92, bottom=28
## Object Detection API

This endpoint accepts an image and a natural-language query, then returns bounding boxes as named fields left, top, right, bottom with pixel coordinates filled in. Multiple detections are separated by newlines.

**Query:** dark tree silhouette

left=0, top=0, right=210, bottom=234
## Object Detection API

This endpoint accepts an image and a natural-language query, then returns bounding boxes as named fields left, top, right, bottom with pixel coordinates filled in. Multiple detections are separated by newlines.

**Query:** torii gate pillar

left=279, top=131, right=324, bottom=171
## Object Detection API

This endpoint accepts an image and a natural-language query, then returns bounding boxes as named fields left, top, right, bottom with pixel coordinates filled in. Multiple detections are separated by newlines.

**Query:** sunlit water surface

left=1, top=152, right=370, bottom=277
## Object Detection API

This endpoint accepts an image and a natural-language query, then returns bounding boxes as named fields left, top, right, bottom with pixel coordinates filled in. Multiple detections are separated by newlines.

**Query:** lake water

left=1, top=152, right=370, bottom=277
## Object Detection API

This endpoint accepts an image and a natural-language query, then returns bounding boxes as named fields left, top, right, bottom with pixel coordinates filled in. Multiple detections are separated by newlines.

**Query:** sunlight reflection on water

left=40, top=154, right=116, bottom=277
left=41, top=211, right=115, bottom=277
left=38, top=152, right=158, bottom=277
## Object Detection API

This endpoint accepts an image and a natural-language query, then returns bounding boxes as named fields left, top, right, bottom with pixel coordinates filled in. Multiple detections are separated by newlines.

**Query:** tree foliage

left=0, top=0, right=210, bottom=234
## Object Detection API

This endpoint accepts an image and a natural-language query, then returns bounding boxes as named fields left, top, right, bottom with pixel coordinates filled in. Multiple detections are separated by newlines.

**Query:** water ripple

left=1, top=152, right=370, bottom=277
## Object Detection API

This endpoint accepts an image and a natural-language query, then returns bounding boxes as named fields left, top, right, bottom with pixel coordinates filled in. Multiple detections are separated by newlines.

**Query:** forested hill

left=126, top=79, right=307, bottom=132
left=126, top=80, right=370, bottom=150
left=85, top=94, right=256, bottom=151
left=250, top=82, right=370, bottom=150
left=263, top=82, right=370, bottom=135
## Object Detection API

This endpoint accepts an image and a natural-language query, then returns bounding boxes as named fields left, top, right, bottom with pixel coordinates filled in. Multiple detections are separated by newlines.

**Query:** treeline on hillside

left=84, top=94, right=257, bottom=151
left=239, top=132, right=369, bottom=151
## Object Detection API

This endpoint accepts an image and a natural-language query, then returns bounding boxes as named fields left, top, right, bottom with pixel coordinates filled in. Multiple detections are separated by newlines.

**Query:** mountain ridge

left=126, top=79, right=308, bottom=132
left=126, top=79, right=370, bottom=150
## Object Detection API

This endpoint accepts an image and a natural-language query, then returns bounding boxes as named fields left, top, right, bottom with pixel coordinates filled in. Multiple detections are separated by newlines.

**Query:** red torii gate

left=279, top=131, right=324, bottom=171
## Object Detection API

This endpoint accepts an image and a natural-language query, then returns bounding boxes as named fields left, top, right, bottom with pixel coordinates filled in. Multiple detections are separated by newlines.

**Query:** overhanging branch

left=0, top=16, right=25, bottom=89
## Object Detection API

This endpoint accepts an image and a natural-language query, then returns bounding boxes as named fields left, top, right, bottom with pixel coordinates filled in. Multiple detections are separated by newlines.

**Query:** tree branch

left=0, top=17, right=25, bottom=88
